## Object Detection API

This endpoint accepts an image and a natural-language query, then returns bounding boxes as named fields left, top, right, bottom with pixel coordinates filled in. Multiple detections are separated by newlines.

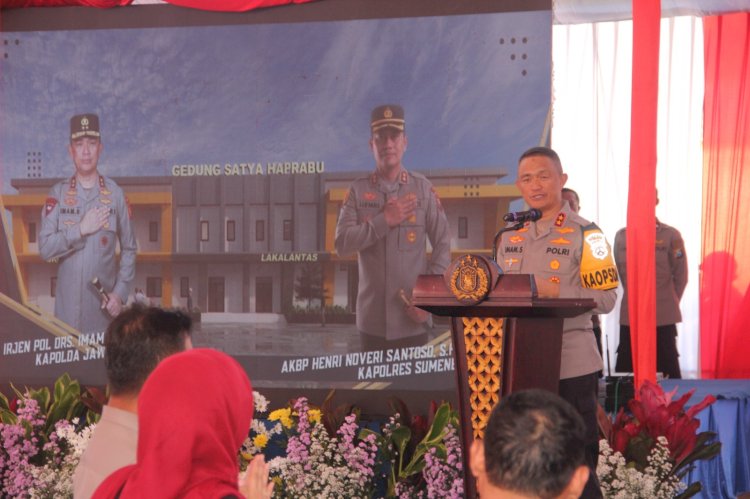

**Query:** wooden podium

left=413, top=254, right=595, bottom=498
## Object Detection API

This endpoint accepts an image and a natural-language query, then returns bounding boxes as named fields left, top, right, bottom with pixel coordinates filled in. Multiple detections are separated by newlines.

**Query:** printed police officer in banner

left=39, top=114, right=137, bottom=335
left=335, top=105, right=451, bottom=351
left=496, top=146, right=618, bottom=499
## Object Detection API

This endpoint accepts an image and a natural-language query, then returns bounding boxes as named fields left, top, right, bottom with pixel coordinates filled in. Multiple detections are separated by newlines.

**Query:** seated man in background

left=470, top=389, right=590, bottom=499
left=73, top=305, right=193, bottom=498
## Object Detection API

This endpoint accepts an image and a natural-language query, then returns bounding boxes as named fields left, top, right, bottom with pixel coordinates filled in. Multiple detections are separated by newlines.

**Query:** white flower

left=253, top=391, right=269, bottom=413
left=597, top=438, right=687, bottom=499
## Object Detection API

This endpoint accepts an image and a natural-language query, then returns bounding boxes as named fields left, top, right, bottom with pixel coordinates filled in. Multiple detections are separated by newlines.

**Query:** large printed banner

left=0, top=1, right=552, bottom=400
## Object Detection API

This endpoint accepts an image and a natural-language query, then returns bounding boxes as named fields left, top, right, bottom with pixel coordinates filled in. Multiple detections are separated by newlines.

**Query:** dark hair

left=483, top=389, right=586, bottom=499
left=104, top=305, right=192, bottom=396
left=518, top=146, right=563, bottom=174
left=562, top=187, right=580, bottom=204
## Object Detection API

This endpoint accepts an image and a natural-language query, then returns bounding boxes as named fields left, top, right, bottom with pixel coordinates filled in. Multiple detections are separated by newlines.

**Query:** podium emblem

left=449, top=254, right=490, bottom=304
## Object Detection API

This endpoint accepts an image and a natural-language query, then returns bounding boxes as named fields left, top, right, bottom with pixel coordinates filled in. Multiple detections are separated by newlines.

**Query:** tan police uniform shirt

left=335, top=168, right=451, bottom=340
left=496, top=202, right=619, bottom=379
left=614, top=220, right=688, bottom=326
left=39, top=175, right=137, bottom=334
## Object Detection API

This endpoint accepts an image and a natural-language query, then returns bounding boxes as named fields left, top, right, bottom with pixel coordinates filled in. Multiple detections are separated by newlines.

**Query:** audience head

left=561, top=187, right=580, bottom=213
left=470, top=389, right=589, bottom=499
left=104, top=305, right=192, bottom=397
left=93, top=348, right=254, bottom=498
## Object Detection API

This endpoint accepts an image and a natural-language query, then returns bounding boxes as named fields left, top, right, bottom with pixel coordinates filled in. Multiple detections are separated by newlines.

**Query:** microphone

left=503, top=208, right=542, bottom=223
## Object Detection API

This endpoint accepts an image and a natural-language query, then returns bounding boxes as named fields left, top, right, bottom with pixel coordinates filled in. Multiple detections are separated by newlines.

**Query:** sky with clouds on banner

left=1, top=10, right=550, bottom=193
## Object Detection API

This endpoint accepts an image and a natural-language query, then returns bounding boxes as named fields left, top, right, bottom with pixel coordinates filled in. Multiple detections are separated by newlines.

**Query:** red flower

left=666, top=415, right=700, bottom=463
left=608, top=380, right=717, bottom=471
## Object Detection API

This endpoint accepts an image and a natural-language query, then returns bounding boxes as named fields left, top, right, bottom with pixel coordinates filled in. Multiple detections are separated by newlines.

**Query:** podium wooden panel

left=413, top=257, right=594, bottom=498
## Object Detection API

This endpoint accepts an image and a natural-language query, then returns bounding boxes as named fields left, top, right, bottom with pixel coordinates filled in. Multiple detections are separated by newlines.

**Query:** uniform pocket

left=398, top=224, right=425, bottom=251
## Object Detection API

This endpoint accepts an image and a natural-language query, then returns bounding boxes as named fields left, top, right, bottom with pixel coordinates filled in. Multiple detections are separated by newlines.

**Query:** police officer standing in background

left=496, top=147, right=619, bottom=499
left=335, top=105, right=451, bottom=351
left=40, top=114, right=137, bottom=334
left=614, top=191, right=687, bottom=379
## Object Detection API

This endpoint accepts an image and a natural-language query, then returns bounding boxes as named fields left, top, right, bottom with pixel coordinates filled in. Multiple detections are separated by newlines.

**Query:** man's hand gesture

left=79, top=206, right=110, bottom=236
left=383, top=194, right=417, bottom=227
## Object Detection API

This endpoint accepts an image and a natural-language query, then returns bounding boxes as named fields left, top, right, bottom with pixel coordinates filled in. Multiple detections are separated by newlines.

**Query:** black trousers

left=559, top=372, right=602, bottom=499
left=615, top=324, right=682, bottom=379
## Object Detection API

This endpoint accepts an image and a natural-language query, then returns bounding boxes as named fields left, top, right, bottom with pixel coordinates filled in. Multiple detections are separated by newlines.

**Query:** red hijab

left=93, top=348, right=253, bottom=499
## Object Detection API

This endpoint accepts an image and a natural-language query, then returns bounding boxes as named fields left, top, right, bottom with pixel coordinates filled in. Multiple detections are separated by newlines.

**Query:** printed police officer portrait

left=39, top=113, right=137, bottom=335
left=334, top=104, right=451, bottom=351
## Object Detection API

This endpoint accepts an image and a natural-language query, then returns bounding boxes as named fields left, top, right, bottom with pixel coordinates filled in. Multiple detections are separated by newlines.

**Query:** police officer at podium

left=495, top=146, right=619, bottom=499
left=39, top=113, right=137, bottom=334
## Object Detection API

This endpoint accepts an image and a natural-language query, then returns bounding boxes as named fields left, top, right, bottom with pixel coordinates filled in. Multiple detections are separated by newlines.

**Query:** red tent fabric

left=701, top=13, right=750, bottom=378
left=628, top=0, right=660, bottom=389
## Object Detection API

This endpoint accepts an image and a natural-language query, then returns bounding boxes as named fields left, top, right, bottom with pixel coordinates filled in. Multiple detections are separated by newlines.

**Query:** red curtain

left=627, top=0, right=660, bottom=389
left=0, top=0, right=312, bottom=10
left=701, top=13, right=750, bottom=379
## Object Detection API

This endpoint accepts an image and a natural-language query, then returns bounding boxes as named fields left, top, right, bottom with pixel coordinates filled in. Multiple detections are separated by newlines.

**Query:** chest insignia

left=554, top=212, right=567, bottom=227
left=550, top=237, right=571, bottom=245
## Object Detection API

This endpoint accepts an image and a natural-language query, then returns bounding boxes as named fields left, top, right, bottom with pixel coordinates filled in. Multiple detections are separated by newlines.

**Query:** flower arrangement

left=361, top=399, right=464, bottom=498
left=266, top=396, right=379, bottom=498
left=2, top=376, right=465, bottom=498
left=240, top=391, right=283, bottom=466
left=597, top=380, right=721, bottom=499
left=0, top=374, right=96, bottom=498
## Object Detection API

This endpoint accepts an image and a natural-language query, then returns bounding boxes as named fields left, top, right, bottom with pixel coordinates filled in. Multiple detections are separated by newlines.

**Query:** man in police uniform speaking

left=335, top=105, right=451, bottom=351
left=614, top=191, right=687, bottom=379
left=39, top=114, right=137, bottom=334
left=495, top=146, right=618, bottom=499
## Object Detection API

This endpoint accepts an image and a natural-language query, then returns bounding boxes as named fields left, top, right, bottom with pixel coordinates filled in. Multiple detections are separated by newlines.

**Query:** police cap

left=371, top=105, right=405, bottom=133
left=70, top=113, right=101, bottom=141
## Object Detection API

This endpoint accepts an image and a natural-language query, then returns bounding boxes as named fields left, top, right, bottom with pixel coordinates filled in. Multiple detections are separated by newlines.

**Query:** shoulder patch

left=671, top=238, right=685, bottom=259
left=580, top=226, right=619, bottom=290
left=44, top=197, right=58, bottom=216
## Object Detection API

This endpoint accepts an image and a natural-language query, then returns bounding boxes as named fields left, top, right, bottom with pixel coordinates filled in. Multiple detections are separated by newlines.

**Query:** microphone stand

left=491, top=221, right=525, bottom=263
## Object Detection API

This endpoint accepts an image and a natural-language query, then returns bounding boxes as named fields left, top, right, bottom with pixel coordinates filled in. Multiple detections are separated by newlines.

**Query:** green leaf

left=400, top=455, right=427, bottom=477
left=0, top=391, right=9, bottom=411
left=423, top=403, right=450, bottom=443
left=674, top=481, right=702, bottom=499
left=674, top=442, right=722, bottom=474
left=0, top=411, right=17, bottom=425
left=10, top=382, right=25, bottom=400
left=391, top=425, right=412, bottom=458
left=27, top=387, right=51, bottom=414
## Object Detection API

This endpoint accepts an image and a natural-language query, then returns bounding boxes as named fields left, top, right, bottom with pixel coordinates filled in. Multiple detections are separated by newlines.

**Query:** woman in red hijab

left=93, top=348, right=272, bottom=498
